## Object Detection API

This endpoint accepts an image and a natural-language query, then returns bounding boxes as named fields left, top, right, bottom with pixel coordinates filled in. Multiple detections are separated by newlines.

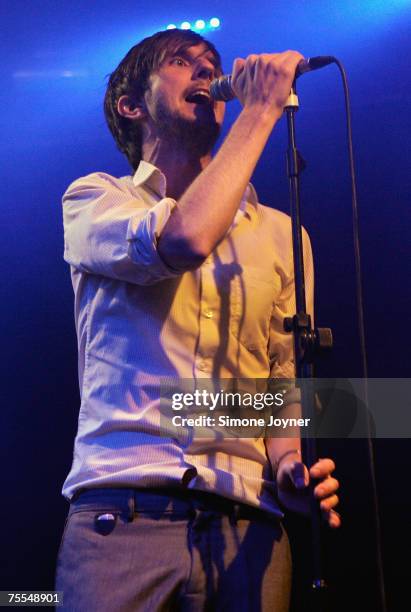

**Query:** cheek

left=144, top=88, right=170, bottom=120
left=147, top=83, right=181, bottom=113
left=142, top=87, right=155, bottom=116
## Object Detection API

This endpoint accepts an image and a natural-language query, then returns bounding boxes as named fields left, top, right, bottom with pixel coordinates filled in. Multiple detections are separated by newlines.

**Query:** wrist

left=239, top=105, right=281, bottom=130
left=273, top=448, right=301, bottom=474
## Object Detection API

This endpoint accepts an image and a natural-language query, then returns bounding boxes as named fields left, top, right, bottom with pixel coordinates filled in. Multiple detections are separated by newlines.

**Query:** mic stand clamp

left=284, top=314, right=333, bottom=364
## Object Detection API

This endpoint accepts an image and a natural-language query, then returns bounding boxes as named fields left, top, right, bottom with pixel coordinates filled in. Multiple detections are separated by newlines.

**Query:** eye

left=171, top=57, right=187, bottom=67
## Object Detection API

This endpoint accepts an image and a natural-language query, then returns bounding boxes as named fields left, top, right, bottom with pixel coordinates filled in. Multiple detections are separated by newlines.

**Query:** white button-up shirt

left=61, top=161, right=313, bottom=515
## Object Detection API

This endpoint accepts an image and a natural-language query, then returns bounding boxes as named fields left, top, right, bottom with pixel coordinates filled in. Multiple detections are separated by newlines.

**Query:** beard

left=152, top=95, right=221, bottom=157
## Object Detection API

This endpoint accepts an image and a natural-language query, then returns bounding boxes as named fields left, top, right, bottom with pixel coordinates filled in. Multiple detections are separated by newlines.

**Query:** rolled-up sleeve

left=63, top=173, right=181, bottom=285
left=269, top=226, right=314, bottom=381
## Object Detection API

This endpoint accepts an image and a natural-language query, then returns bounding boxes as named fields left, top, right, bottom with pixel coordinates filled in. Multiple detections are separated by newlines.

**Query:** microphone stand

left=283, top=81, right=333, bottom=610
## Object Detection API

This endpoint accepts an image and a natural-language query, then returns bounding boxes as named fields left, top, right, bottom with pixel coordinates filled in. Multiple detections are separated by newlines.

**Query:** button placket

left=195, top=266, right=219, bottom=375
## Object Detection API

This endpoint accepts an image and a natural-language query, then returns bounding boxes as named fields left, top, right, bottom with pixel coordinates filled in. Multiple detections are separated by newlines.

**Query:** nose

left=193, top=61, right=214, bottom=82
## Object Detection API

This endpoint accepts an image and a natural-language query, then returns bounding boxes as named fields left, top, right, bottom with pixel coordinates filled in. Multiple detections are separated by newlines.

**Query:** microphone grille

left=210, top=75, right=236, bottom=101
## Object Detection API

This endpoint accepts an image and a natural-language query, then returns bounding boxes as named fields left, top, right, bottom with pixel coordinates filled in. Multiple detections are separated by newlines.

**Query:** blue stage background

left=1, top=2, right=410, bottom=610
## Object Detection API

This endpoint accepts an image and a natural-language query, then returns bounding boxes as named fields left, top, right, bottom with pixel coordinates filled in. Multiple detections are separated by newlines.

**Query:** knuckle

left=285, top=49, right=303, bottom=59
left=321, top=495, right=338, bottom=510
left=278, top=64, right=295, bottom=79
left=278, top=66, right=290, bottom=78
left=320, top=457, right=335, bottom=471
left=233, top=58, right=243, bottom=72
left=268, top=56, right=280, bottom=68
left=232, top=60, right=246, bottom=82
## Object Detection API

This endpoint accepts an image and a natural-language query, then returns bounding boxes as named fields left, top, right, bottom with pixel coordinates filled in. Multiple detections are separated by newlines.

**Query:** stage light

left=163, top=17, right=221, bottom=33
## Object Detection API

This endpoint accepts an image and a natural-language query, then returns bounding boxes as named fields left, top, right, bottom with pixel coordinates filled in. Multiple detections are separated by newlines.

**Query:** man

left=56, top=29, right=340, bottom=611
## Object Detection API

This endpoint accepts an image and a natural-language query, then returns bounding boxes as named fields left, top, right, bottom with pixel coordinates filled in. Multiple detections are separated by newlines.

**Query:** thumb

left=289, top=462, right=309, bottom=490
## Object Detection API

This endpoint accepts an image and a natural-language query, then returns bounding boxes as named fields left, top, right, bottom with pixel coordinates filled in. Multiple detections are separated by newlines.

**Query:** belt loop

left=127, top=489, right=135, bottom=522
left=229, top=504, right=240, bottom=526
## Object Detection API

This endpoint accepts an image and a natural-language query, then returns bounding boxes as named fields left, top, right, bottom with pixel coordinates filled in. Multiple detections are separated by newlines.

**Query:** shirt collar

left=241, top=183, right=258, bottom=220
left=132, top=160, right=258, bottom=218
left=133, top=160, right=167, bottom=198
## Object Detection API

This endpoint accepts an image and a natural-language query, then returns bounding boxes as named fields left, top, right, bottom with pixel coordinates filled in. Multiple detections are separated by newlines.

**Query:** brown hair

left=104, top=29, right=222, bottom=171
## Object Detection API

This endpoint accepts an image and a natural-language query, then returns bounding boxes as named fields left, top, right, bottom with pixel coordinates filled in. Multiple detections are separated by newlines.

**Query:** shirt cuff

left=126, top=197, right=181, bottom=283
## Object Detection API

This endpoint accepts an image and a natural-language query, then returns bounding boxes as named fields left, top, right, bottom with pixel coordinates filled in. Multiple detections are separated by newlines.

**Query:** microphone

left=210, top=56, right=335, bottom=101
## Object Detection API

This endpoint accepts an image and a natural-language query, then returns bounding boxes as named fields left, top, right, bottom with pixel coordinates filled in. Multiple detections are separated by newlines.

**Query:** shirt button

left=197, top=361, right=209, bottom=372
left=204, top=310, right=214, bottom=319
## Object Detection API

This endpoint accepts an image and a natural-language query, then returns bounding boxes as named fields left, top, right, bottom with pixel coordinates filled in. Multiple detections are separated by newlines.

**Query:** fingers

left=231, top=55, right=256, bottom=96
left=230, top=50, right=305, bottom=112
left=310, top=458, right=336, bottom=478
left=232, top=57, right=246, bottom=80
left=319, top=493, right=339, bottom=511
left=243, top=51, right=304, bottom=91
left=327, top=509, right=341, bottom=529
left=254, top=51, right=304, bottom=79
left=317, top=483, right=341, bottom=529
left=278, top=459, right=342, bottom=527
left=314, top=476, right=339, bottom=500
left=310, top=458, right=341, bottom=528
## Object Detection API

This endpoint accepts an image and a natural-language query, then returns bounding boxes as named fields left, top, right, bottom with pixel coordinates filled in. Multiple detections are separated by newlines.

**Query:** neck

left=141, top=134, right=212, bottom=200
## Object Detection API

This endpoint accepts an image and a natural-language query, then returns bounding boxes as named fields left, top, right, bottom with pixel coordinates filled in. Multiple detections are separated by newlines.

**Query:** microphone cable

left=324, top=57, right=387, bottom=612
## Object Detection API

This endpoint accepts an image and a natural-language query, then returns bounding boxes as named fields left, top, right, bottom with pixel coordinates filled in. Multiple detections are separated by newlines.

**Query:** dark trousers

left=55, top=488, right=291, bottom=611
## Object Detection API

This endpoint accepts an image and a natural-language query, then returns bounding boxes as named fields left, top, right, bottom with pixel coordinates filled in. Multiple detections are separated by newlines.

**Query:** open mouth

left=185, top=90, right=211, bottom=105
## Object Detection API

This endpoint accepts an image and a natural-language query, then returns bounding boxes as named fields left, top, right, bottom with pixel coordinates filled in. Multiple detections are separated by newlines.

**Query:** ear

left=117, top=95, right=146, bottom=120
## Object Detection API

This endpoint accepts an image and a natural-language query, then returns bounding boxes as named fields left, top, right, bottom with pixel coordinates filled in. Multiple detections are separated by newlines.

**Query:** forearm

left=264, top=402, right=302, bottom=471
left=158, top=105, right=280, bottom=269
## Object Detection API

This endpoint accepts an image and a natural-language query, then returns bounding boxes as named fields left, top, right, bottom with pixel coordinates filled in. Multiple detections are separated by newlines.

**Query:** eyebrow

left=168, top=47, right=220, bottom=69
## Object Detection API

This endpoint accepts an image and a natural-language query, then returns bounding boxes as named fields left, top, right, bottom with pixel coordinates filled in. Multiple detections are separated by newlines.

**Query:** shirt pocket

left=230, top=265, right=282, bottom=352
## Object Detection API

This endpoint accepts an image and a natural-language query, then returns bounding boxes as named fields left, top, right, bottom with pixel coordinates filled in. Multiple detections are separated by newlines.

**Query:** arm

left=158, top=52, right=305, bottom=269
left=63, top=172, right=181, bottom=285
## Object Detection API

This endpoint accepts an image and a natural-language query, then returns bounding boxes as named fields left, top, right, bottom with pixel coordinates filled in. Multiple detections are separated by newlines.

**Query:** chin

left=184, top=107, right=215, bottom=122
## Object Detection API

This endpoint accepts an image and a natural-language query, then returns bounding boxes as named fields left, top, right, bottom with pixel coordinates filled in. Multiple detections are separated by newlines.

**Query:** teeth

left=186, top=90, right=210, bottom=104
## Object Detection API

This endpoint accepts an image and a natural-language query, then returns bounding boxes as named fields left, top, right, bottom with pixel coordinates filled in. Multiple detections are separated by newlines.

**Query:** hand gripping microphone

left=210, top=56, right=335, bottom=101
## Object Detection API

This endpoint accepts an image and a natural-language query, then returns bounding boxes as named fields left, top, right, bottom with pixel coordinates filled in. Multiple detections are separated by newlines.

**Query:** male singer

left=56, top=29, right=340, bottom=611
